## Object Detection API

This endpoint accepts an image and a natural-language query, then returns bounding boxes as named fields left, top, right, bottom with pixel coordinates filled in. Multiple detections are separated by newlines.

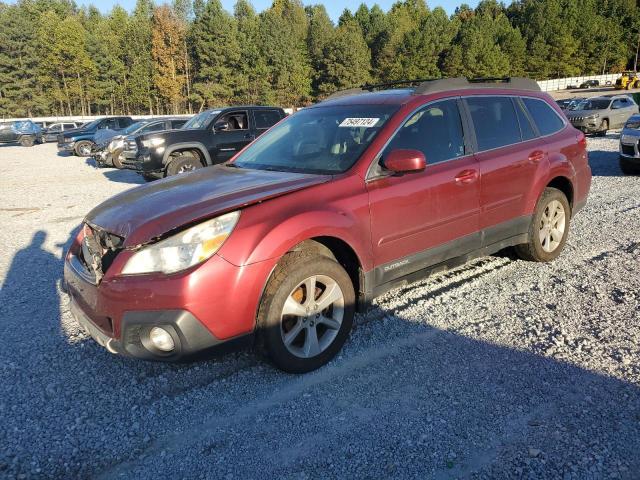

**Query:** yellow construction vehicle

left=615, top=71, right=640, bottom=90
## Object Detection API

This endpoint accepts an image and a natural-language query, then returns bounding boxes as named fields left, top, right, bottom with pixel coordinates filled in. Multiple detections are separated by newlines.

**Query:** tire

left=595, top=119, right=608, bottom=137
left=619, top=156, right=640, bottom=175
left=256, top=251, right=355, bottom=373
left=165, top=153, right=203, bottom=177
left=112, top=153, right=124, bottom=169
left=74, top=141, right=93, bottom=157
left=515, top=187, right=571, bottom=263
left=19, top=136, right=35, bottom=147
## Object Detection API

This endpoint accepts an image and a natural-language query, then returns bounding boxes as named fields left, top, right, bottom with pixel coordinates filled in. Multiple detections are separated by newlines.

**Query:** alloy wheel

left=280, top=275, right=344, bottom=359
left=539, top=199, right=566, bottom=253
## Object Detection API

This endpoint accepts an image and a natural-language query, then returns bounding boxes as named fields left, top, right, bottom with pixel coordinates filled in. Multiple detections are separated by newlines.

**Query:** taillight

left=576, top=131, right=587, bottom=149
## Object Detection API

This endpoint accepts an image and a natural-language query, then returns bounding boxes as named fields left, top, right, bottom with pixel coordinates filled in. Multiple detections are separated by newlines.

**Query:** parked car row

left=77, top=107, right=285, bottom=180
left=63, top=77, right=596, bottom=373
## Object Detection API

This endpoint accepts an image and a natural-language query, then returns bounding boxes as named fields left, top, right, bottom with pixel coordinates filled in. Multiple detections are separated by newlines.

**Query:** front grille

left=78, top=224, right=124, bottom=282
left=622, top=144, right=636, bottom=156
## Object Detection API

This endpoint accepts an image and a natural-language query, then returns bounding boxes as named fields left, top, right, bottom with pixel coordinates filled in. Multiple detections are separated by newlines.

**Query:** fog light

left=149, top=327, right=175, bottom=352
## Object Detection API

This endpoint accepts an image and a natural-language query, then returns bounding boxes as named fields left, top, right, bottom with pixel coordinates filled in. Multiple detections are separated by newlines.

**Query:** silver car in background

left=619, top=114, right=640, bottom=175
left=566, top=95, right=638, bottom=136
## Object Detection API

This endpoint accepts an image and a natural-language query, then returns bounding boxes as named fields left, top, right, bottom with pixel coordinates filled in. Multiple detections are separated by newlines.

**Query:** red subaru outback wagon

left=64, top=77, right=591, bottom=373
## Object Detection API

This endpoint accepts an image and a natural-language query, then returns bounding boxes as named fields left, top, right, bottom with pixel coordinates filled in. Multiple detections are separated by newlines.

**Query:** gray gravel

left=0, top=136, right=638, bottom=480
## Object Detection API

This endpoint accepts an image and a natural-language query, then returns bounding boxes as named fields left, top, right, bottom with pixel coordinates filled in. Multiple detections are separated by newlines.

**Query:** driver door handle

left=454, top=169, right=478, bottom=184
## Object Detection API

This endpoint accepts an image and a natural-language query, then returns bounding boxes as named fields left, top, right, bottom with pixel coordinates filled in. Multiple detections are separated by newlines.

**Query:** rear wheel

left=515, top=188, right=571, bottom=262
left=19, top=136, right=34, bottom=147
left=74, top=141, right=93, bottom=156
left=620, top=156, right=640, bottom=175
left=257, top=251, right=355, bottom=373
left=166, top=153, right=203, bottom=177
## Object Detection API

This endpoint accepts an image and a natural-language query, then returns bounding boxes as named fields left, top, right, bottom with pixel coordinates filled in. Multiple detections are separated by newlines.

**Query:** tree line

left=0, top=0, right=638, bottom=118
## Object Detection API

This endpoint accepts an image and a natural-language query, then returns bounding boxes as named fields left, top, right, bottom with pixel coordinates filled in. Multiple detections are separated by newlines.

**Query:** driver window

left=218, top=112, right=248, bottom=131
left=383, top=99, right=466, bottom=164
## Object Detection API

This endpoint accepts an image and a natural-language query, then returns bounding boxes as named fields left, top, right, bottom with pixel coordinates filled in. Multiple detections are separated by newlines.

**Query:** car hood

left=94, top=129, right=119, bottom=144
left=566, top=109, right=603, bottom=117
left=85, top=165, right=332, bottom=247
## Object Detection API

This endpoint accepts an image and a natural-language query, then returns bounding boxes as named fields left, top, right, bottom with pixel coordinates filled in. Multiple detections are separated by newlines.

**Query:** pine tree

left=191, top=0, right=241, bottom=108
left=152, top=5, right=187, bottom=114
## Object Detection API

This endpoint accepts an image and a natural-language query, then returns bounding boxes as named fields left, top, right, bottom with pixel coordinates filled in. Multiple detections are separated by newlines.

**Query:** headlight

left=625, top=120, right=640, bottom=129
left=142, top=137, right=165, bottom=148
left=121, top=211, right=240, bottom=275
left=108, top=138, right=124, bottom=151
left=587, top=114, right=600, bottom=120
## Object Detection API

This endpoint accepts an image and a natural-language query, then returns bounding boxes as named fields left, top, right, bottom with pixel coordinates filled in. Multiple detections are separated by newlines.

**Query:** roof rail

left=414, top=77, right=541, bottom=95
left=324, top=76, right=541, bottom=101
left=324, top=78, right=438, bottom=101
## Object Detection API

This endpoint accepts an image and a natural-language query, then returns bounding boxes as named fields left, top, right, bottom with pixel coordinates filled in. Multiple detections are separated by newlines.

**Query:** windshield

left=81, top=119, right=102, bottom=130
left=570, top=99, right=611, bottom=111
left=183, top=110, right=220, bottom=129
left=123, top=121, right=149, bottom=135
left=232, top=105, right=398, bottom=174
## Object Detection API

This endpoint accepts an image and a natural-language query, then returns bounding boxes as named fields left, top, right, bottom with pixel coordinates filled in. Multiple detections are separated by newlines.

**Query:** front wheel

left=595, top=119, right=608, bottom=137
left=620, top=156, right=640, bottom=175
left=74, top=141, right=93, bottom=156
left=515, top=188, right=571, bottom=262
left=257, top=252, right=355, bottom=373
left=19, top=136, right=35, bottom=147
left=166, top=153, right=203, bottom=177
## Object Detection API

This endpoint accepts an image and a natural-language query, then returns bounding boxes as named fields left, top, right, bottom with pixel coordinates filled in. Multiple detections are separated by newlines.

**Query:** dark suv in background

left=64, top=77, right=591, bottom=373
left=0, top=120, right=42, bottom=147
left=58, top=116, right=134, bottom=156
left=119, top=106, right=285, bottom=180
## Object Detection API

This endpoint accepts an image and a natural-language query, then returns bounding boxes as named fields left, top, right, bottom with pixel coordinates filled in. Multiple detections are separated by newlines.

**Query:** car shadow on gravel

left=1, top=236, right=639, bottom=478
left=83, top=157, right=146, bottom=185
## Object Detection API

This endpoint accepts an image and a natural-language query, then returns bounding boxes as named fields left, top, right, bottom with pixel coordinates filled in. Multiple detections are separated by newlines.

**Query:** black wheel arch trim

left=163, top=142, right=212, bottom=167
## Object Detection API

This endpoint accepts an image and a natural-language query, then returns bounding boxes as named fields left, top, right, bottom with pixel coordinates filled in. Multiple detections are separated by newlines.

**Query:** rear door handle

left=528, top=150, right=545, bottom=164
left=454, top=169, right=478, bottom=184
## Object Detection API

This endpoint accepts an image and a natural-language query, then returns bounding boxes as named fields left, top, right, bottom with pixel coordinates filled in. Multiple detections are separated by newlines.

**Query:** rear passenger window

left=522, top=98, right=565, bottom=136
left=514, top=100, right=537, bottom=141
left=466, top=97, right=521, bottom=151
left=255, top=110, right=282, bottom=130
left=384, top=99, right=465, bottom=164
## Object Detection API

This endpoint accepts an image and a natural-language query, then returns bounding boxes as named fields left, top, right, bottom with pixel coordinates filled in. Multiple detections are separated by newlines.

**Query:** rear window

left=466, top=97, right=521, bottom=151
left=254, top=110, right=282, bottom=130
left=171, top=119, right=187, bottom=129
left=523, top=98, right=565, bottom=136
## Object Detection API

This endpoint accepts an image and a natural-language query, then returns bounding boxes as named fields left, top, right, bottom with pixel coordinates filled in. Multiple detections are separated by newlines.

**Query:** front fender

left=162, top=143, right=211, bottom=166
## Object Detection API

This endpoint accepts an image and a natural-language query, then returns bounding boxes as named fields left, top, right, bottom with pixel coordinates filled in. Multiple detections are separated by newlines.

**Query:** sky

left=69, top=0, right=479, bottom=22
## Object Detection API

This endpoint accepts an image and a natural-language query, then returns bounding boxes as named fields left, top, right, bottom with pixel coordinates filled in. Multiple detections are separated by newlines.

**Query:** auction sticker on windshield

left=339, top=118, right=380, bottom=128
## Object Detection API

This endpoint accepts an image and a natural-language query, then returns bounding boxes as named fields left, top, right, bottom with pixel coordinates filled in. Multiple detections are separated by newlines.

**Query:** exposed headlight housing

left=142, top=137, right=165, bottom=148
left=108, top=138, right=124, bottom=152
left=121, top=211, right=240, bottom=275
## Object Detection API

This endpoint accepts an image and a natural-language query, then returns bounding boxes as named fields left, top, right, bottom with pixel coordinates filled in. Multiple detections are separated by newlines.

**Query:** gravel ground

left=0, top=135, right=638, bottom=480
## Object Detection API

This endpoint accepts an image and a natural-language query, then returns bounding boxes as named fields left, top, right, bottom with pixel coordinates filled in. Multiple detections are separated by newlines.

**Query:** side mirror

left=214, top=120, right=230, bottom=132
left=383, top=149, right=426, bottom=174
